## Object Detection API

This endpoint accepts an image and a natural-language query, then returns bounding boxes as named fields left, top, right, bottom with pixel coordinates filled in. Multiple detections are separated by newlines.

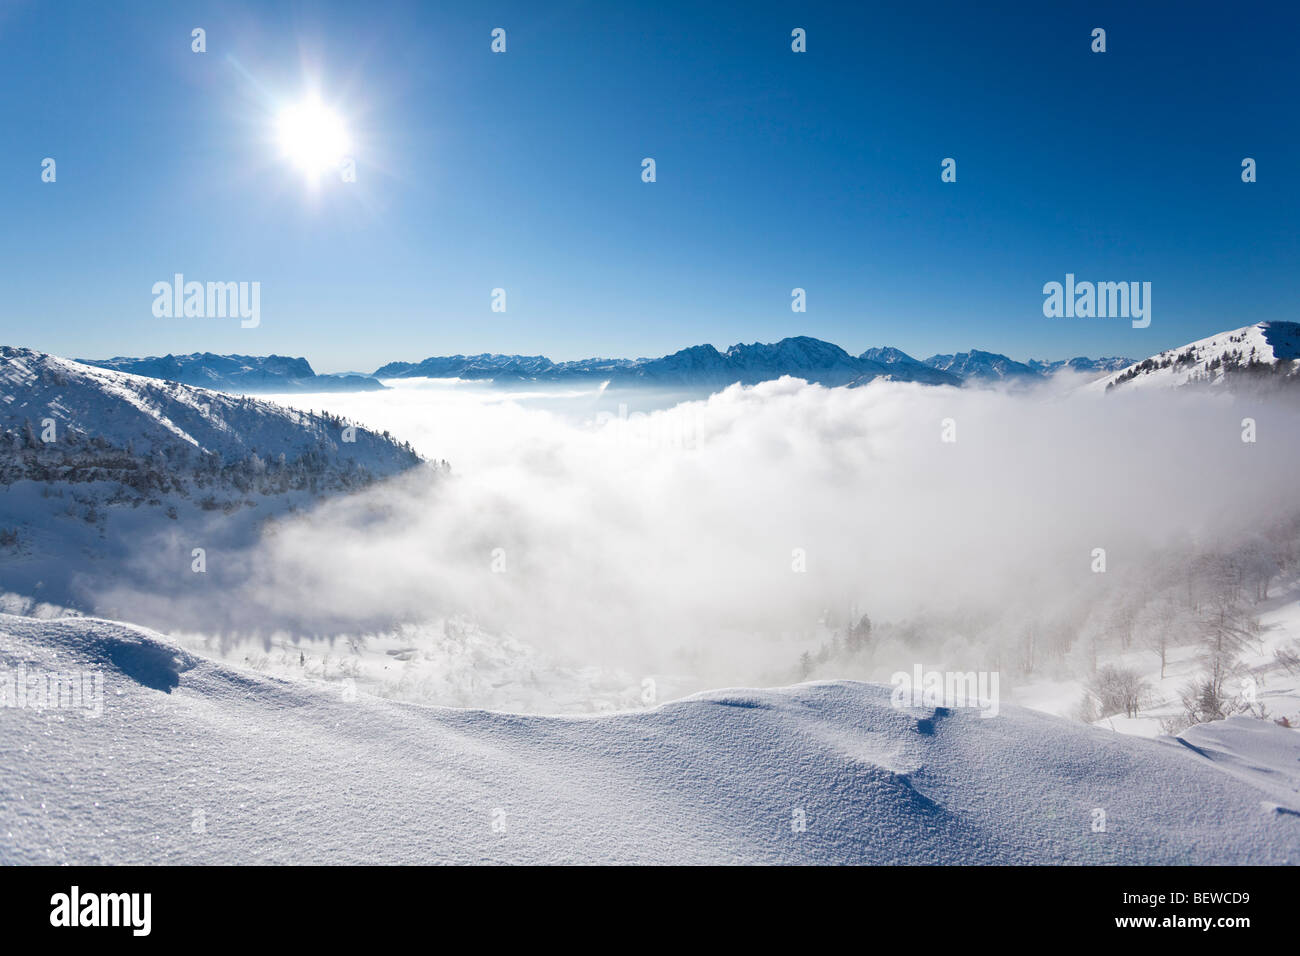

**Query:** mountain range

left=80, top=352, right=385, bottom=393
left=59, top=322, right=1300, bottom=395
left=373, top=337, right=1138, bottom=388
left=76, top=339, right=1132, bottom=393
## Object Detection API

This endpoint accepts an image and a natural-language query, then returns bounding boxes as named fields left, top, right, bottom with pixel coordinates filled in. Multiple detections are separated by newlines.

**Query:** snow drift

left=1, top=613, right=1295, bottom=865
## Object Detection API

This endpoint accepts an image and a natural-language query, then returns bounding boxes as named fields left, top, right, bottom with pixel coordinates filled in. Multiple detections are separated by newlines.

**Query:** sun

left=275, top=95, right=351, bottom=182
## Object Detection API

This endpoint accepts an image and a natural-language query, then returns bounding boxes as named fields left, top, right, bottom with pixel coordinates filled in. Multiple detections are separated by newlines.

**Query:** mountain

left=618, top=337, right=878, bottom=387
left=372, top=338, right=1143, bottom=389
left=858, top=347, right=964, bottom=386
left=1027, top=356, right=1134, bottom=377
left=81, top=352, right=386, bottom=393
left=1095, top=321, right=1300, bottom=392
left=375, top=353, right=559, bottom=380
left=0, top=346, right=429, bottom=610
left=71, top=338, right=1149, bottom=393
left=376, top=337, right=965, bottom=389
left=922, top=349, right=1041, bottom=383
left=2, top=347, right=416, bottom=475
left=3, top=614, right=1296, bottom=863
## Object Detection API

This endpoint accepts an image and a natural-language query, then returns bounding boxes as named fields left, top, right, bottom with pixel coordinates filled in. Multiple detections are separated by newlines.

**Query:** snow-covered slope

left=1014, top=582, right=1300, bottom=742
left=0, top=346, right=427, bottom=610
left=81, top=352, right=385, bottom=393
left=1, top=347, right=414, bottom=470
left=1095, top=321, right=1300, bottom=392
left=1, top=613, right=1295, bottom=864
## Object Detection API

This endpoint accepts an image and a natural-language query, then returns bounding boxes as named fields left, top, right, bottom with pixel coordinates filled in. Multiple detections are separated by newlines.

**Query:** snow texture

left=2, top=613, right=1296, bottom=865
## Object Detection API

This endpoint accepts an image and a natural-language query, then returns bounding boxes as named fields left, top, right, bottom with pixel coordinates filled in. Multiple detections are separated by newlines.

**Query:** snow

left=5, top=340, right=1300, bottom=865
left=80, top=353, right=385, bottom=394
left=1, top=612, right=1296, bottom=864
left=0, top=346, right=416, bottom=468
left=1176, top=718, right=1300, bottom=810
left=1013, top=584, right=1300, bottom=738
left=375, top=337, right=1046, bottom=389
left=0, top=347, right=426, bottom=609
left=1093, top=321, right=1300, bottom=392
left=922, top=349, right=1040, bottom=383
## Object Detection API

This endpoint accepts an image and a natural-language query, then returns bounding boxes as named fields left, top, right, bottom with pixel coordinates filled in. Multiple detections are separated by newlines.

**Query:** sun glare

left=276, top=96, right=351, bottom=182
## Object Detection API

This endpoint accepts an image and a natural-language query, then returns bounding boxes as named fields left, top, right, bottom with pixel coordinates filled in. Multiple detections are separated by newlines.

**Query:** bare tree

left=1086, top=665, right=1149, bottom=719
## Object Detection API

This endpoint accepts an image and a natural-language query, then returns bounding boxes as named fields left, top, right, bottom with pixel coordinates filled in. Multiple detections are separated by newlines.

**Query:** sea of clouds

left=90, top=373, right=1300, bottom=709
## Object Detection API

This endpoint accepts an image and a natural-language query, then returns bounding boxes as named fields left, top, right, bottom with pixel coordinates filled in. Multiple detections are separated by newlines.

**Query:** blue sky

left=1, top=0, right=1297, bottom=372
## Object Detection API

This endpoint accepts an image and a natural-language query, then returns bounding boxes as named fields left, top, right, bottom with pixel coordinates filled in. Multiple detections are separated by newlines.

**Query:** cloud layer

left=97, top=375, right=1300, bottom=703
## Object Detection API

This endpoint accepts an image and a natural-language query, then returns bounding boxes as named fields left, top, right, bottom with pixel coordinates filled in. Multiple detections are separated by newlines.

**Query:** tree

left=798, top=651, right=813, bottom=680
left=1137, top=595, right=1189, bottom=679
left=1234, top=538, right=1279, bottom=602
left=845, top=613, right=873, bottom=654
left=1087, top=665, right=1148, bottom=719
left=1179, top=596, right=1261, bottom=724
left=1108, top=598, right=1140, bottom=650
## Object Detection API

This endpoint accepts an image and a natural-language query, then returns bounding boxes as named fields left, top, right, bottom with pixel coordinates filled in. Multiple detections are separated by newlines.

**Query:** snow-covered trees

left=787, top=515, right=1300, bottom=723
left=1086, top=665, right=1149, bottom=719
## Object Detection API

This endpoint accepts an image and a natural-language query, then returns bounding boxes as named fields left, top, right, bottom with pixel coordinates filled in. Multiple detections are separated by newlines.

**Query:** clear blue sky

left=2, top=0, right=1297, bottom=372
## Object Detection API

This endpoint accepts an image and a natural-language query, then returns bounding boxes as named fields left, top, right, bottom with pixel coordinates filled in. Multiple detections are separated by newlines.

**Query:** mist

left=90, top=375, right=1300, bottom=708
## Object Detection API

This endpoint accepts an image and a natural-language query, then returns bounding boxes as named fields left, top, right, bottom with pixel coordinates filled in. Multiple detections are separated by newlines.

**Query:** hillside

left=81, top=352, right=385, bottom=393
left=0, top=346, right=429, bottom=610
left=1096, top=321, right=1300, bottom=392
left=1, top=347, right=418, bottom=483
left=1, top=612, right=1295, bottom=864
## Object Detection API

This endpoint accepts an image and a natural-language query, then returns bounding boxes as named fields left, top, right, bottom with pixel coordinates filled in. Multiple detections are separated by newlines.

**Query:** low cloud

left=94, top=376, right=1300, bottom=702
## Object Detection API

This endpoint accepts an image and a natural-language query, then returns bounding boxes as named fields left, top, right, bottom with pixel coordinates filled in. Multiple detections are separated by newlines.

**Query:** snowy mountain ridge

left=0, top=346, right=431, bottom=611
left=374, top=337, right=1132, bottom=389
left=1, top=346, right=418, bottom=478
left=1095, top=321, right=1300, bottom=392
left=80, top=352, right=385, bottom=394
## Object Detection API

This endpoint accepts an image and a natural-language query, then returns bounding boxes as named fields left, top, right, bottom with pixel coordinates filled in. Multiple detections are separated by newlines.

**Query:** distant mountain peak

left=922, top=349, right=1040, bottom=382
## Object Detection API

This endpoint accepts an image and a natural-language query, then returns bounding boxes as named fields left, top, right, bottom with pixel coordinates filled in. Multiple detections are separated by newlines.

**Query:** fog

left=91, top=374, right=1300, bottom=708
